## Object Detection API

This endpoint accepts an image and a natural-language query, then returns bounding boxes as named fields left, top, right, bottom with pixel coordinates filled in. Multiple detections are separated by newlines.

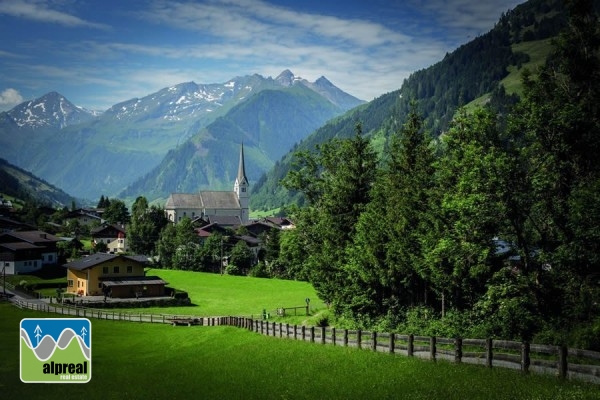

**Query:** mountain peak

left=7, top=91, right=95, bottom=129
left=275, top=69, right=296, bottom=86
left=315, top=76, right=333, bottom=87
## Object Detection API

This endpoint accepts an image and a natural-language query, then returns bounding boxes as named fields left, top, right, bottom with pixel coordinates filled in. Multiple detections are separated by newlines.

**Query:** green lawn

left=1, top=303, right=598, bottom=400
left=137, top=269, right=323, bottom=318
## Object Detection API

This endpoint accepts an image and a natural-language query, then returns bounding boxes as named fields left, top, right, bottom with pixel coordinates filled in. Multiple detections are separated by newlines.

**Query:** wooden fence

left=11, top=299, right=600, bottom=384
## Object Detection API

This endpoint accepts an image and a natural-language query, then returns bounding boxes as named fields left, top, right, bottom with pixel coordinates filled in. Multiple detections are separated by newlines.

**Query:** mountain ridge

left=0, top=70, right=363, bottom=201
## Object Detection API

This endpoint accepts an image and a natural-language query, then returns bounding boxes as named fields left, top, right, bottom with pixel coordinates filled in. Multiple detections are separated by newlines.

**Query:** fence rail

left=10, top=299, right=600, bottom=384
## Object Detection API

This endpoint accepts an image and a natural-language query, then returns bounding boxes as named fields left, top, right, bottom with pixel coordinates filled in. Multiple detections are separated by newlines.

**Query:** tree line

left=278, top=0, right=600, bottom=349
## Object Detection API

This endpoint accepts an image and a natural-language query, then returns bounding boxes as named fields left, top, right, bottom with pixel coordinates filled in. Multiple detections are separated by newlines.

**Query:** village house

left=0, top=216, right=36, bottom=234
left=64, top=253, right=166, bottom=298
left=0, top=230, right=61, bottom=275
left=91, top=224, right=128, bottom=253
left=66, top=208, right=103, bottom=227
left=165, top=144, right=250, bottom=224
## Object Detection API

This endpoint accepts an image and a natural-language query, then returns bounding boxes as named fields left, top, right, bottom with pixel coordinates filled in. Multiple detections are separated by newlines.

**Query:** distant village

left=0, top=145, right=294, bottom=300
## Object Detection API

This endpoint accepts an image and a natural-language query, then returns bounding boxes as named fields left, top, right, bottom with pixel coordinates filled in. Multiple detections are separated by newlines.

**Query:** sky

left=0, top=0, right=525, bottom=112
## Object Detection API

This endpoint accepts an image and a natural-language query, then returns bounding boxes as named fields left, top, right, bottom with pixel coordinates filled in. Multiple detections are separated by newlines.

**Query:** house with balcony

left=91, top=224, right=128, bottom=253
left=64, top=253, right=166, bottom=298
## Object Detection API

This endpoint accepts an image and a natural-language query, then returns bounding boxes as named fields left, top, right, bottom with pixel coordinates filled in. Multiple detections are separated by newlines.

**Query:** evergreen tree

left=283, top=123, right=377, bottom=309
left=508, top=0, right=600, bottom=325
left=345, top=106, right=435, bottom=324
left=103, top=199, right=130, bottom=225
left=423, top=108, right=509, bottom=311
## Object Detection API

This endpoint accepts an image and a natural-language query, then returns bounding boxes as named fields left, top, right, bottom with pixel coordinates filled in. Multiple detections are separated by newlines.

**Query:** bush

left=248, top=262, right=269, bottom=278
left=534, top=318, right=600, bottom=351
left=224, top=263, right=243, bottom=276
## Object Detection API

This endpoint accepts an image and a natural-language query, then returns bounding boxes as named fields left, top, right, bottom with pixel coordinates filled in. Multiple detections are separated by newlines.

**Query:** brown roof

left=0, top=230, right=60, bottom=245
left=100, top=276, right=166, bottom=287
left=0, top=242, right=44, bottom=251
left=64, top=253, right=149, bottom=271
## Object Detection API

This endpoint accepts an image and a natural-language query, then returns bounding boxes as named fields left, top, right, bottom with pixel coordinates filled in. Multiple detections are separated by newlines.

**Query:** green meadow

left=1, top=304, right=598, bottom=400
left=129, top=269, right=325, bottom=318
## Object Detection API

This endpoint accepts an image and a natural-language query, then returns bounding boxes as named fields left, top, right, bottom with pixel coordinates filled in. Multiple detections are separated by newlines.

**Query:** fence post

left=372, top=332, right=377, bottom=352
left=389, top=333, right=395, bottom=354
left=301, top=326, right=306, bottom=341
left=272, top=322, right=277, bottom=337
left=454, top=337, right=462, bottom=363
left=430, top=336, right=437, bottom=362
left=521, top=342, right=530, bottom=374
left=332, top=327, right=336, bottom=346
left=294, top=325, right=297, bottom=340
left=485, top=338, right=493, bottom=368
left=558, top=345, right=568, bottom=379
left=286, top=323, right=290, bottom=338
left=310, top=327, right=315, bottom=343
left=357, top=330, right=362, bottom=349
left=343, top=329, right=348, bottom=347
left=261, top=320, right=264, bottom=335
left=279, top=322, right=283, bottom=338
left=408, top=334, right=414, bottom=357
left=321, top=326, right=326, bottom=344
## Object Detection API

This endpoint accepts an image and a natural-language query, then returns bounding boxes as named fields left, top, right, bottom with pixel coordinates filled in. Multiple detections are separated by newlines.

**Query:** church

left=164, top=144, right=250, bottom=224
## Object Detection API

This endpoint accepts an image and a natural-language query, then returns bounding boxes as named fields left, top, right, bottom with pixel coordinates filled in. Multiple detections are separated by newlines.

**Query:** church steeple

left=234, top=143, right=249, bottom=223
left=236, top=142, right=249, bottom=186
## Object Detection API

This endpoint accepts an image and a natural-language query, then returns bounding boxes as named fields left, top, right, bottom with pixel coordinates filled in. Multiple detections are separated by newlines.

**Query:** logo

left=20, top=318, right=91, bottom=383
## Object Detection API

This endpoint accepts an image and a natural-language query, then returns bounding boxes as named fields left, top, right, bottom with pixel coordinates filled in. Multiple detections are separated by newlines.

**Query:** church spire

left=237, top=142, right=248, bottom=186
left=234, top=143, right=250, bottom=223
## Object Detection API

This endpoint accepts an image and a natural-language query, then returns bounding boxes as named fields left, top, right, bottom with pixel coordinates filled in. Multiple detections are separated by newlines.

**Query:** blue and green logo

left=20, top=318, right=91, bottom=383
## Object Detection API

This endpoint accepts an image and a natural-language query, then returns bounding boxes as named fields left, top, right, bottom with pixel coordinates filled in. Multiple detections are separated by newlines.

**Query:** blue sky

left=0, top=0, right=524, bottom=112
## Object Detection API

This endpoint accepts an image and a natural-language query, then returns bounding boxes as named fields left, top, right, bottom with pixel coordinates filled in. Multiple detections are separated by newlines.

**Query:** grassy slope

left=465, top=38, right=554, bottom=110
left=1, top=304, right=598, bottom=400
left=125, top=269, right=322, bottom=318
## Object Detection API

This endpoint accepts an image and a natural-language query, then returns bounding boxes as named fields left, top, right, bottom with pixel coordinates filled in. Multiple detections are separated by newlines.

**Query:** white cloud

left=0, top=0, right=109, bottom=29
left=0, top=88, right=24, bottom=107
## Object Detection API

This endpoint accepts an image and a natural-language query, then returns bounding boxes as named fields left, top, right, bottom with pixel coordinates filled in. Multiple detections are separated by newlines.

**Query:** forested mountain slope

left=250, top=0, right=570, bottom=211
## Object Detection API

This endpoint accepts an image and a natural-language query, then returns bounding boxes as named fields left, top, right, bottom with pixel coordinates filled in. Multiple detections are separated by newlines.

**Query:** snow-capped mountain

left=0, top=70, right=364, bottom=201
left=103, top=75, right=278, bottom=123
left=6, top=92, right=96, bottom=130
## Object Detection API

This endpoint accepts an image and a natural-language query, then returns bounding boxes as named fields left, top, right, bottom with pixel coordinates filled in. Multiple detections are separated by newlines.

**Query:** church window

left=242, top=188, right=246, bottom=192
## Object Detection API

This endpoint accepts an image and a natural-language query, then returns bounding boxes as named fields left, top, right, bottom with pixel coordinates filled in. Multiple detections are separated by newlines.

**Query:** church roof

left=165, top=194, right=203, bottom=209
left=199, top=191, right=240, bottom=209
left=165, top=192, right=240, bottom=210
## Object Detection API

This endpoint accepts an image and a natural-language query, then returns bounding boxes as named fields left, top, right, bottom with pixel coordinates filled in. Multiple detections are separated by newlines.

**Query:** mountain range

left=0, top=0, right=573, bottom=211
left=0, top=70, right=363, bottom=203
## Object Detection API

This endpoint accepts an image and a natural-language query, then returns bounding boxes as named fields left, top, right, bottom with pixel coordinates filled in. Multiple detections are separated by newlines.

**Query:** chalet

left=165, top=144, right=250, bottom=224
left=91, top=224, right=127, bottom=253
left=244, top=220, right=279, bottom=237
left=0, top=216, right=36, bottom=233
left=0, top=242, right=44, bottom=274
left=0, top=230, right=62, bottom=274
left=64, top=253, right=166, bottom=298
left=66, top=208, right=104, bottom=227
left=263, top=217, right=295, bottom=230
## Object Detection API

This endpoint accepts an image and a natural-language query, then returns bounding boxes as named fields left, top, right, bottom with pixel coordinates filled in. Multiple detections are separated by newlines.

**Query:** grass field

left=139, top=269, right=324, bottom=319
left=1, top=303, right=598, bottom=400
